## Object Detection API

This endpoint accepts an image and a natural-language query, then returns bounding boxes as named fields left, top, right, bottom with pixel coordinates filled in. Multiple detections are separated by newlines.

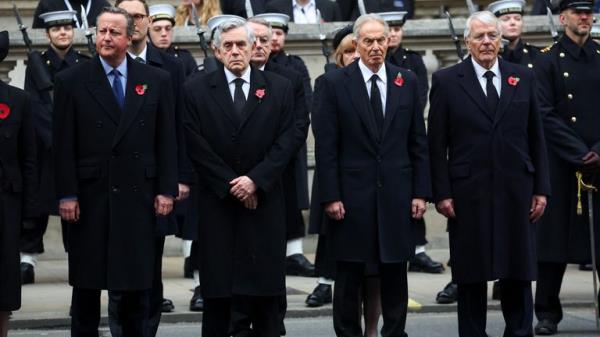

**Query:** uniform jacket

left=313, top=60, right=431, bottom=264
left=32, top=0, right=110, bottom=28
left=500, top=39, right=540, bottom=69
left=428, top=57, right=550, bottom=283
left=164, top=45, right=198, bottom=78
left=387, top=46, right=429, bottom=110
left=53, top=56, right=178, bottom=290
left=269, top=51, right=313, bottom=113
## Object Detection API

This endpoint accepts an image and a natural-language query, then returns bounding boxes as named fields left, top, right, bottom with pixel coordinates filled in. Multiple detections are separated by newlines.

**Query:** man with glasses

left=533, top=0, right=600, bottom=334
left=428, top=11, right=549, bottom=337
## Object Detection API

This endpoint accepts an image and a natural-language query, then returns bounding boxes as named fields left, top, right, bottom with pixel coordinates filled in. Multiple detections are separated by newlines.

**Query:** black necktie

left=370, top=74, right=384, bottom=135
left=484, top=71, right=499, bottom=116
left=233, top=78, right=246, bottom=116
left=135, top=56, right=146, bottom=64
left=110, top=69, right=125, bottom=110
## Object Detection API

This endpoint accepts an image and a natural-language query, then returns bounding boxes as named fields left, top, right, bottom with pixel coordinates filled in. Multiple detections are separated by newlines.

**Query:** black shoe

left=409, top=252, right=445, bottom=273
left=534, top=319, right=558, bottom=335
left=161, top=298, right=175, bottom=313
left=305, top=283, right=332, bottom=307
left=184, top=257, right=194, bottom=279
left=492, top=280, right=501, bottom=300
left=20, top=262, right=35, bottom=285
left=579, top=263, right=593, bottom=271
left=189, top=286, right=204, bottom=312
left=436, top=282, right=458, bottom=304
left=286, top=254, right=315, bottom=277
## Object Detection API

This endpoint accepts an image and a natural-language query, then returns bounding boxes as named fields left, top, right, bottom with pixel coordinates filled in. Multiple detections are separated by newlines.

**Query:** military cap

left=332, top=25, right=353, bottom=50
left=149, top=4, right=176, bottom=24
left=558, top=0, right=593, bottom=12
left=39, top=10, right=76, bottom=28
left=487, top=0, right=526, bottom=16
left=378, top=11, right=408, bottom=27
left=254, top=13, right=290, bottom=33
left=0, top=31, right=8, bottom=63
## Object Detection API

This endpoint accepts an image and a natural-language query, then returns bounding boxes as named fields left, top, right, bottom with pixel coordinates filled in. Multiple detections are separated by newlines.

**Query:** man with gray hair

left=313, top=13, right=430, bottom=336
left=428, top=10, right=550, bottom=337
left=183, top=18, right=296, bottom=337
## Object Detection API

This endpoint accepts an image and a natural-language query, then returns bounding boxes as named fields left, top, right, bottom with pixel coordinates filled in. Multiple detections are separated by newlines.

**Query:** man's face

left=270, top=27, right=286, bottom=53
left=117, top=0, right=149, bottom=43
left=149, top=20, right=173, bottom=49
left=248, top=22, right=271, bottom=66
left=499, top=13, right=523, bottom=41
left=47, top=24, right=74, bottom=50
left=560, top=9, right=593, bottom=37
left=96, top=13, right=131, bottom=64
left=465, top=19, right=501, bottom=67
left=215, top=26, right=253, bottom=76
left=388, top=25, right=403, bottom=48
left=354, top=20, right=388, bottom=71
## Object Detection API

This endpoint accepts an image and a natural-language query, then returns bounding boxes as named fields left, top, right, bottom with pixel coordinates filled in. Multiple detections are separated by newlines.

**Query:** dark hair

left=97, top=6, right=135, bottom=37
left=115, top=0, right=149, bottom=16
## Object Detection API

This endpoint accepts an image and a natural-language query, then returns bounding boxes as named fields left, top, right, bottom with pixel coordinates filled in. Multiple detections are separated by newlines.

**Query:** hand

left=530, top=195, right=547, bottom=223
left=229, top=176, right=257, bottom=201
left=325, top=201, right=345, bottom=221
left=154, top=195, right=174, bottom=216
left=60, top=200, right=80, bottom=222
left=242, top=193, right=258, bottom=210
left=435, top=198, right=456, bottom=219
left=412, top=198, right=427, bottom=219
left=176, top=183, right=190, bottom=201
left=583, top=151, right=600, bottom=168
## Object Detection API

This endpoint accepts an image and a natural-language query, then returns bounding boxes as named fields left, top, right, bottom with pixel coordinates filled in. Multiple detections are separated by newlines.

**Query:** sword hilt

left=576, top=171, right=598, bottom=215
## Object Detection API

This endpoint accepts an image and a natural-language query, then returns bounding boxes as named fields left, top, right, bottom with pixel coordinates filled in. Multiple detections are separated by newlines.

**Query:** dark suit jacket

left=221, top=0, right=267, bottom=17
left=428, top=57, right=550, bottom=283
left=336, top=0, right=414, bottom=21
left=53, top=55, right=178, bottom=290
left=313, top=60, right=431, bottom=264
left=184, top=65, right=296, bottom=297
left=265, top=0, right=342, bottom=22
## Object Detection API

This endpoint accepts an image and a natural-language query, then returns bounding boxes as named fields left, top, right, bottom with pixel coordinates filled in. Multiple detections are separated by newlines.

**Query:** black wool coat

left=428, top=57, right=551, bottom=283
left=53, top=56, right=178, bottom=290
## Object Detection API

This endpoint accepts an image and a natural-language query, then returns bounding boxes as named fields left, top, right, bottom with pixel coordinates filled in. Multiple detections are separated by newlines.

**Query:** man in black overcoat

left=532, top=0, right=600, bottom=334
left=428, top=11, right=550, bottom=337
left=183, top=18, right=296, bottom=337
left=313, top=14, right=431, bottom=337
left=53, top=7, right=178, bottom=337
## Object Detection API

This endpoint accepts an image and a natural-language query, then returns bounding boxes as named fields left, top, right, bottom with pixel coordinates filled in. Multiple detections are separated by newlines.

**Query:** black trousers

left=412, top=218, right=428, bottom=247
left=231, top=295, right=281, bottom=337
left=20, top=215, right=70, bottom=254
left=71, top=287, right=150, bottom=337
left=333, top=261, right=408, bottom=337
left=202, top=298, right=231, bottom=337
left=148, top=236, right=166, bottom=337
left=457, top=280, right=533, bottom=337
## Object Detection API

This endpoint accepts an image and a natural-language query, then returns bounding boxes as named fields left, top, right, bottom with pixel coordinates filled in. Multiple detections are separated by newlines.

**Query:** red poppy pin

left=135, top=84, right=148, bottom=95
left=394, top=72, right=404, bottom=87
left=255, top=88, right=266, bottom=101
left=0, top=103, right=10, bottom=120
left=507, top=76, right=520, bottom=86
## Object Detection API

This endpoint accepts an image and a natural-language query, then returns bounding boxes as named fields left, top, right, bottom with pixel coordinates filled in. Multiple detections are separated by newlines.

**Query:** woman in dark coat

left=0, top=30, right=38, bottom=336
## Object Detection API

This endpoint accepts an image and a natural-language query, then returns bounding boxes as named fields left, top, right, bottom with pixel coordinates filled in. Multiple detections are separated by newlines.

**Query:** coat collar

left=560, top=34, right=597, bottom=61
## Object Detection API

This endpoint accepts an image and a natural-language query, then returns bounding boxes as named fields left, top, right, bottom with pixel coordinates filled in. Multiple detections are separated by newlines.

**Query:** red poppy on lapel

left=255, top=88, right=266, bottom=100
left=0, top=103, right=10, bottom=120
left=135, top=84, right=148, bottom=95
left=394, top=72, right=404, bottom=87
left=507, top=76, right=520, bottom=86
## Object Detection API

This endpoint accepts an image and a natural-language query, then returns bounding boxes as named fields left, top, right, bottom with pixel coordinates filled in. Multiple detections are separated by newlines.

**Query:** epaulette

left=76, top=50, right=92, bottom=59
left=403, top=48, right=419, bottom=54
left=540, top=43, right=555, bottom=53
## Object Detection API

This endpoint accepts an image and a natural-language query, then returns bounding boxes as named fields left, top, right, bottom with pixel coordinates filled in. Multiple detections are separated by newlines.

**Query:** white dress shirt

left=358, top=59, right=387, bottom=114
left=127, top=44, right=148, bottom=64
left=293, top=0, right=319, bottom=24
left=471, top=57, right=501, bottom=97
left=224, top=66, right=251, bottom=100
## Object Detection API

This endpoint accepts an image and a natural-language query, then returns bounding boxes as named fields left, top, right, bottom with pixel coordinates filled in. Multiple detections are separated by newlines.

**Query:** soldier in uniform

left=32, top=0, right=110, bottom=28
left=533, top=0, right=600, bottom=334
left=148, top=4, right=199, bottom=78
left=261, top=13, right=315, bottom=277
left=488, top=0, right=540, bottom=69
left=21, top=10, right=90, bottom=285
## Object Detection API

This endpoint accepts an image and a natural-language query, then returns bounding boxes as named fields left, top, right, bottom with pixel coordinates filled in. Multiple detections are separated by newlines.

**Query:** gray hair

left=247, top=17, right=273, bottom=38
left=353, top=13, right=389, bottom=40
left=464, top=11, right=502, bottom=39
left=97, top=6, right=135, bottom=37
left=213, top=19, right=255, bottom=49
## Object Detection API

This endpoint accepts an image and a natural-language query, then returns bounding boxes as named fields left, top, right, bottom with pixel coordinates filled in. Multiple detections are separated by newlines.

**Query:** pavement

left=10, top=248, right=600, bottom=330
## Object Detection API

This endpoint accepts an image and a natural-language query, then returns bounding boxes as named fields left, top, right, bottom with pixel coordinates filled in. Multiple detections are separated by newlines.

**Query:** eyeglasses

left=130, top=13, right=147, bottom=23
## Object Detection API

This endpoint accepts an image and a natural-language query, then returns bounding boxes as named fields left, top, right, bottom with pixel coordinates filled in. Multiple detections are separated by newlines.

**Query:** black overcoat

left=0, top=82, right=37, bottom=311
left=428, top=57, right=551, bottom=283
left=387, top=46, right=429, bottom=110
left=313, top=61, right=431, bottom=265
left=534, top=36, right=600, bottom=263
left=53, top=56, right=178, bottom=290
left=183, top=66, right=296, bottom=298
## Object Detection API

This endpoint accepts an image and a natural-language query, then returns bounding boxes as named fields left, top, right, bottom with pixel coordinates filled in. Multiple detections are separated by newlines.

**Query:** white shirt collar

left=99, top=55, right=128, bottom=78
left=471, top=56, right=500, bottom=80
left=358, top=59, right=387, bottom=85
left=293, top=0, right=316, bottom=10
left=128, top=44, right=148, bottom=63
left=224, top=66, right=251, bottom=84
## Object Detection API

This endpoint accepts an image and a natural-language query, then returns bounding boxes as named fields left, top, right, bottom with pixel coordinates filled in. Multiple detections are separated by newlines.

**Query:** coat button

left=376, top=156, right=382, bottom=163
left=563, top=72, right=569, bottom=78
left=571, top=116, right=577, bottom=123
left=139, top=120, right=145, bottom=127
left=96, top=121, right=103, bottom=128
left=559, top=52, right=565, bottom=58
left=377, top=181, right=383, bottom=188
left=567, top=93, right=573, bottom=100
left=111, top=185, right=120, bottom=193
left=132, top=185, right=139, bottom=192
left=527, top=63, right=533, bottom=68
left=132, top=151, right=140, bottom=159
left=523, top=48, right=528, bottom=54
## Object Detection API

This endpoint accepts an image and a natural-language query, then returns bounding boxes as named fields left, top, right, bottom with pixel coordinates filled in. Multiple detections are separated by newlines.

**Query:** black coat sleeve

left=52, top=75, right=78, bottom=200
left=411, top=53, right=429, bottom=112
left=19, top=92, right=39, bottom=219
left=526, top=71, right=551, bottom=196
left=24, top=63, right=53, bottom=149
left=155, top=71, right=179, bottom=197
left=427, top=72, right=452, bottom=203
left=406, top=71, right=431, bottom=199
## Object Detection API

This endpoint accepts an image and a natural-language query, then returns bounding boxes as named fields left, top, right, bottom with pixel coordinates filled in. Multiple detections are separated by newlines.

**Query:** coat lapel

left=209, top=69, right=241, bottom=128
left=113, top=56, right=146, bottom=148
left=239, top=67, right=266, bottom=130
left=381, top=65, right=402, bottom=140
left=494, top=60, right=517, bottom=125
left=457, top=57, right=493, bottom=122
left=85, top=57, right=121, bottom=125
left=344, top=62, right=379, bottom=143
